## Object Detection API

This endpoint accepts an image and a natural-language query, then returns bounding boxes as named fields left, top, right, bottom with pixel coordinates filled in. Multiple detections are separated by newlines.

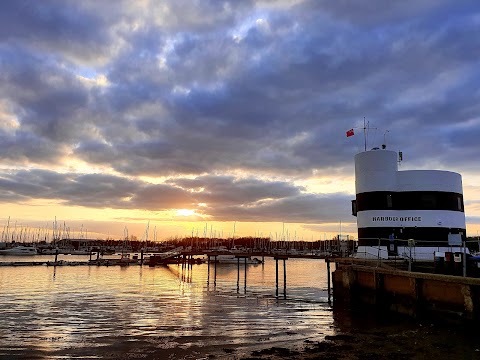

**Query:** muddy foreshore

left=233, top=308, right=480, bottom=360
left=235, top=327, right=480, bottom=360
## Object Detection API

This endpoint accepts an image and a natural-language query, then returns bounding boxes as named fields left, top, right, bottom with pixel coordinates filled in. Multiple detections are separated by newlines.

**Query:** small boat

left=37, top=247, right=59, bottom=255
left=119, top=253, right=131, bottom=266
left=211, top=254, right=263, bottom=265
left=68, top=249, right=92, bottom=255
left=0, top=246, right=38, bottom=256
left=101, top=249, right=115, bottom=255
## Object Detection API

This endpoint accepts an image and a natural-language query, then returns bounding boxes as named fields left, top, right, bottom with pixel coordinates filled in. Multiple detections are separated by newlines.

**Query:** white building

left=352, top=147, right=466, bottom=260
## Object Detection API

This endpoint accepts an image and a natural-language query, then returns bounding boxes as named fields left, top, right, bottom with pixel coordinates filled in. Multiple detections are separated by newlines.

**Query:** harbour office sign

left=372, top=216, right=422, bottom=222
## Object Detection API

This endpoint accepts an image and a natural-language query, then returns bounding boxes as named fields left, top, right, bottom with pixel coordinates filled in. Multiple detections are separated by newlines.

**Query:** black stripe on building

left=355, top=191, right=464, bottom=212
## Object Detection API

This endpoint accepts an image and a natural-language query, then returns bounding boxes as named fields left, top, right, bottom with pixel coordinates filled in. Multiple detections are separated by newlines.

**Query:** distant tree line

left=35, top=235, right=356, bottom=254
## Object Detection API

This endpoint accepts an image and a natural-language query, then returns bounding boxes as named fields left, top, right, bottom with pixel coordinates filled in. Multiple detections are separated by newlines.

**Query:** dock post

left=55, top=249, right=58, bottom=263
left=140, top=250, right=144, bottom=265
left=237, top=257, right=240, bottom=292
left=244, top=257, right=247, bottom=293
left=207, top=255, right=210, bottom=286
left=283, top=258, right=287, bottom=297
left=327, top=259, right=331, bottom=303
left=214, top=255, right=217, bottom=287
left=275, top=257, right=279, bottom=297
left=89, top=250, right=92, bottom=261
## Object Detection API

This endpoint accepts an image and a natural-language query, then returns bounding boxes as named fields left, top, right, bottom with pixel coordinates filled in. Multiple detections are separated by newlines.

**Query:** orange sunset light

left=176, top=209, right=196, bottom=217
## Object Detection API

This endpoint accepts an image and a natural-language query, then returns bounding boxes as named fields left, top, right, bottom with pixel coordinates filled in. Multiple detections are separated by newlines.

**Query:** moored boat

left=0, top=246, right=38, bottom=256
left=211, top=254, right=263, bottom=264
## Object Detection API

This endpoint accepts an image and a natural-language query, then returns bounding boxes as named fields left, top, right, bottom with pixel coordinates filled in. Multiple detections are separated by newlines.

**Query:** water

left=1, top=256, right=480, bottom=359
left=0, top=257, right=334, bottom=359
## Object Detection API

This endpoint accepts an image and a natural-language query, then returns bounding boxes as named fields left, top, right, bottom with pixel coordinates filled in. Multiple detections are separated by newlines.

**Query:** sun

left=176, top=209, right=195, bottom=216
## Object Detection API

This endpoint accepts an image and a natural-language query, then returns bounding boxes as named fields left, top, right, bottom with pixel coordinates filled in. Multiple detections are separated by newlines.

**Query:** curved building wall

left=355, top=150, right=398, bottom=193
left=354, top=149, right=466, bottom=246
left=397, top=170, right=463, bottom=193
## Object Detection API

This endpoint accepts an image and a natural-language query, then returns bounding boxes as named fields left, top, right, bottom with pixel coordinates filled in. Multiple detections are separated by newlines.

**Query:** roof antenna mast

left=383, top=130, right=389, bottom=149
left=363, top=117, right=367, bottom=151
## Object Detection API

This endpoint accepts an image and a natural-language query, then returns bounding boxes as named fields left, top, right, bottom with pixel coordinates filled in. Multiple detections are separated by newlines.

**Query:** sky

left=0, top=0, right=479, bottom=241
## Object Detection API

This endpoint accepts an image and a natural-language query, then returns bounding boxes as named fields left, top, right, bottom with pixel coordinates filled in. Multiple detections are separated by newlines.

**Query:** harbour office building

left=351, top=148, right=466, bottom=260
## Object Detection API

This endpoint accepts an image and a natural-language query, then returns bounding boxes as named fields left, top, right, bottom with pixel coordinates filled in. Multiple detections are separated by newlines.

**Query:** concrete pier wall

left=333, top=262, right=480, bottom=322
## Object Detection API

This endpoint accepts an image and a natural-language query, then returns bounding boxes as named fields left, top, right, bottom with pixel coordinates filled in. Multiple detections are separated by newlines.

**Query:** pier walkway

left=0, top=248, right=332, bottom=267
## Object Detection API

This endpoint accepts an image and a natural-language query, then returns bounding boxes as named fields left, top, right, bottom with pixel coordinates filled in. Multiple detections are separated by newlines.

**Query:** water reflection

left=0, top=258, right=333, bottom=359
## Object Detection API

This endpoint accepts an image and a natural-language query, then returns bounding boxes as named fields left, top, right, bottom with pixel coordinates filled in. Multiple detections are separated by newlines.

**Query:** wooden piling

left=237, top=257, right=240, bottom=292
left=207, top=255, right=210, bottom=285
left=275, top=258, right=279, bottom=297
left=244, top=257, right=247, bottom=292
left=214, top=255, right=217, bottom=287
left=326, top=259, right=331, bottom=301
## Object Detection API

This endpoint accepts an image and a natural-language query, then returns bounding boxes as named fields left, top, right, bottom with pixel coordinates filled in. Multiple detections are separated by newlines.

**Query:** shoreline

left=233, top=308, right=480, bottom=360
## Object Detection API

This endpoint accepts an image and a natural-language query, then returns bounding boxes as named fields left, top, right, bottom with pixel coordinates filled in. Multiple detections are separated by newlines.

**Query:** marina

left=0, top=141, right=478, bottom=359
left=2, top=256, right=480, bottom=360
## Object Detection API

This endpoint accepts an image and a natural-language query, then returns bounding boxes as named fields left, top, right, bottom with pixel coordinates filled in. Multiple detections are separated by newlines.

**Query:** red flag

left=346, top=128, right=354, bottom=137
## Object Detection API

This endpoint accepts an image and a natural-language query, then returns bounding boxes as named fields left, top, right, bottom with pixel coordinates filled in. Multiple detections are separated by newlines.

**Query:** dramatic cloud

left=0, top=170, right=351, bottom=223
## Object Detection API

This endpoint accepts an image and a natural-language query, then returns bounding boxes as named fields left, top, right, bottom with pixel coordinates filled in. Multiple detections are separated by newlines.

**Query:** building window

left=351, top=200, right=357, bottom=216
left=421, top=194, right=436, bottom=209
left=386, top=194, right=393, bottom=208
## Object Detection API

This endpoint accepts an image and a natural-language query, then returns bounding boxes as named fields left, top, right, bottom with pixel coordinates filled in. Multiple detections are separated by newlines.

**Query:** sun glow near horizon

left=176, top=209, right=196, bottom=217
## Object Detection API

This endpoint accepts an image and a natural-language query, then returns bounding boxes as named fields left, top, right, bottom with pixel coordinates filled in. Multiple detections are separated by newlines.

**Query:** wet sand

left=5, top=312, right=480, bottom=360
left=237, top=327, right=480, bottom=360
left=234, top=309, right=480, bottom=360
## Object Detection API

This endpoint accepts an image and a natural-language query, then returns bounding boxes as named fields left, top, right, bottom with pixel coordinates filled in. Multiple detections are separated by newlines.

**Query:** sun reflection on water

left=0, top=258, right=333, bottom=358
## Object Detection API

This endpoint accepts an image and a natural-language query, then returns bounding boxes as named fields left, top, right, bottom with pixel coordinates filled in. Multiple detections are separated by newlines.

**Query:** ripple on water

left=0, top=259, right=334, bottom=358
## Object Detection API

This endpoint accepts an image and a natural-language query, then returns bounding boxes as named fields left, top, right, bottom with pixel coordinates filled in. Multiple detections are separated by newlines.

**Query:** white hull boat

left=211, top=254, right=263, bottom=264
left=0, top=246, right=38, bottom=256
